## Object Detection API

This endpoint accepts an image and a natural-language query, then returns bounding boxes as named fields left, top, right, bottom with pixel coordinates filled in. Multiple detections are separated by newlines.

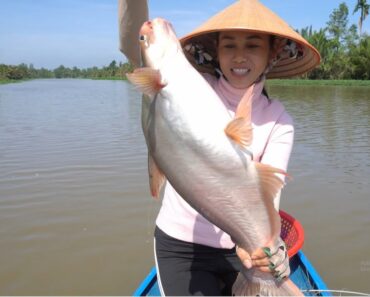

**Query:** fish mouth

left=139, top=18, right=175, bottom=49
left=231, top=68, right=251, bottom=76
left=139, top=20, right=155, bottom=47
left=140, top=20, right=153, bottom=35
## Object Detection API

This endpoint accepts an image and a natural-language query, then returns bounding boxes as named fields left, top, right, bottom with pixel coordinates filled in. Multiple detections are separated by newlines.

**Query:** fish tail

left=232, top=269, right=303, bottom=296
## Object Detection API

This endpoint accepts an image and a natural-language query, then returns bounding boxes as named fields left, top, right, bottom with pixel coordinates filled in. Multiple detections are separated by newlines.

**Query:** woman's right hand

left=236, top=237, right=290, bottom=282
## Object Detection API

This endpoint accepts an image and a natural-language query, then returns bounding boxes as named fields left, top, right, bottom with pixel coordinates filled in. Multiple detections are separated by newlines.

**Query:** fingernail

left=243, top=259, right=252, bottom=269
left=262, top=247, right=272, bottom=258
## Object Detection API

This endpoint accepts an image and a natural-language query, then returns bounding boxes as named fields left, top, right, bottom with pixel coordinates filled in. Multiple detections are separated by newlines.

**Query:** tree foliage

left=300, top=2, right=369, bottom=79
left=0, top=60, right=134, bottom=81
left=353, top=0, right=370, bottom=35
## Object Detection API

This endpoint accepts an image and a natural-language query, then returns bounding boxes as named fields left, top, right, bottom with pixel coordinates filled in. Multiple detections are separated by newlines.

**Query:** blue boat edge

left=133, top=266, right=158, bottom=297
left=296, top=250, right=331, bottom=296
left=133, top=250, right=330, bottom=296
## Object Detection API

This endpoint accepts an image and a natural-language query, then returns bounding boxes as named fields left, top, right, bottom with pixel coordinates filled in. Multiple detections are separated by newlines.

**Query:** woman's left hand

left=235, top=245, right=253, bottom=269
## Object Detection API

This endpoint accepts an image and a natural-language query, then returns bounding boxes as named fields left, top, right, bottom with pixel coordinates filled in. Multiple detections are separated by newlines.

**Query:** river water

left=0, top=79, right=369, bottom=295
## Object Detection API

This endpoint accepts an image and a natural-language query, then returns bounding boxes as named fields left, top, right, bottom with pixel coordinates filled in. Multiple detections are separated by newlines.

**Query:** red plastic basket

left=279, top=210, right=304, bottom=258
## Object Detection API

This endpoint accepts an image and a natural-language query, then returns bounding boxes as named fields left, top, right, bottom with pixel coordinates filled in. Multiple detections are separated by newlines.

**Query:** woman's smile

left=217, top=31, right=271, bottom=89
left=230, top=67, right=251, bottom=76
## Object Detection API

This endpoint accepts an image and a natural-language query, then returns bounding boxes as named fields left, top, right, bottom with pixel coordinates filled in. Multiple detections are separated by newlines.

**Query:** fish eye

left=139, top=35, right=146, bottom=41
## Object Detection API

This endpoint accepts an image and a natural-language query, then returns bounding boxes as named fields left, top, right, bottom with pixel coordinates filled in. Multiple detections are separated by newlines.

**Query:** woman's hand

left=236, top=237, right=290, bottom=281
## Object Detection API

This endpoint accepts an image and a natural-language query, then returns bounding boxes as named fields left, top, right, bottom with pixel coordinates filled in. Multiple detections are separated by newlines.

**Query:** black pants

left=154, top=226, right=242, bottom=296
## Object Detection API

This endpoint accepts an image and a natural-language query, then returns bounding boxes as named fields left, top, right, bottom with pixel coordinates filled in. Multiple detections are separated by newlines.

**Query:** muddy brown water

left=0, top=79, right=369, bottom=295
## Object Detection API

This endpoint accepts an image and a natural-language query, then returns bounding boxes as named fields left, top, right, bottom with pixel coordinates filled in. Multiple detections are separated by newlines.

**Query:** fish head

left=139, top=18, right=181, bottom=69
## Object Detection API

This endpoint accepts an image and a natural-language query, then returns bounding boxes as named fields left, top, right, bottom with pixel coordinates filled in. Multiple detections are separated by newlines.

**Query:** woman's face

left=217, top=31, right=272, bottom=89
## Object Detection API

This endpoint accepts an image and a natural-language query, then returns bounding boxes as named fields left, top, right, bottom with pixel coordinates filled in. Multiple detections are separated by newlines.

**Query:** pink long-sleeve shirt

left=156, top=73, right=294, bottom=249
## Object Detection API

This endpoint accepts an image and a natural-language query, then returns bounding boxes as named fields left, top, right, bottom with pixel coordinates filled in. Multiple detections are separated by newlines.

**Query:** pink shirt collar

left=216, top=76, right=265, bottom=111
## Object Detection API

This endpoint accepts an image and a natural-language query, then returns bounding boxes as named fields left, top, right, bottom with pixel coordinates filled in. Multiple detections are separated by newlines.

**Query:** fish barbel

left=127, top=18, right=302, bottom=296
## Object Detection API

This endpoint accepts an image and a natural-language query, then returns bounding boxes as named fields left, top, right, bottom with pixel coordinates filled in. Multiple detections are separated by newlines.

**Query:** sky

left=0, top=0, right=369, bottom=69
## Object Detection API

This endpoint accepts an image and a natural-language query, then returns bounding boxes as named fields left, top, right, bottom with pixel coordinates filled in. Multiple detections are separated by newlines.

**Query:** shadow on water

left=0, top=80, right=369, bottom=294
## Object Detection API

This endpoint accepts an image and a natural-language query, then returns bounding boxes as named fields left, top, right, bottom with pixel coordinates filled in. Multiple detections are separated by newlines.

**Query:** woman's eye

left=247, top=44, right=259, bottom=49
left=223, top=44, right=235, bottom=49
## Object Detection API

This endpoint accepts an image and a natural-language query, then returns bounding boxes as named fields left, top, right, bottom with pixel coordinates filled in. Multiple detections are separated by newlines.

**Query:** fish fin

left=232, top=269, right=303, bottom=296
left=255, top=162, right=290, bottom=238
left=235, top=82, right=254, bottom=121
left=224, top=83, right=255, bottom=147
left=148, top=154, right=166, bottom=199
left=224, top=117, right=253, bottom=147
left=255, top=162, right=288, bottom=202
left=126, top=67, right=166, bottom=96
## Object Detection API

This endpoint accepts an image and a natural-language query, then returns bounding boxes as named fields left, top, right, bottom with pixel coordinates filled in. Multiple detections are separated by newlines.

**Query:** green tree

left=0, top=64, right=8, bottom=79
left=28, top=63, right=38, bottom=78
left=348, top=34, right=370, bottom=79
left=106, top=60, right=118, bottom=77
left=38, top=67, right=54, bottom=78
left=326, top=2, right=349, bottom=50
left=72, top=66, right=81, bottom=78
left=6, top=66, right=25, bottom=80
left=54, top=65, right=67, bottom=78
left=120, top=63, right=134, bottom=77
left=353, top=0, right=369, bottom=36
left=344, top=24, right=360, bottom=49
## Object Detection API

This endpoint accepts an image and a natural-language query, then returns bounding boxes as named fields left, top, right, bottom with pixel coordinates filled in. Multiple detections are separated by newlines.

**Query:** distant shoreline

left=2, top=78, right=370, bottom=87
left=1, top=79, right=29, bottom=85
left=266, top=79, right=370, bottom=87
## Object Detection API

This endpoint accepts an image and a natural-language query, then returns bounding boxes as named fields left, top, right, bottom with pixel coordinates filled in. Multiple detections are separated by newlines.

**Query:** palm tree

left=353, top=0, right=370, bottom=36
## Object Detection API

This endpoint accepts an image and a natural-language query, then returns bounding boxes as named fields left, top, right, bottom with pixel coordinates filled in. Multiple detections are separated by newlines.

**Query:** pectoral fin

left=148, top=154, right=166, bottom=199
left=126, top=67, right=166, bottom=96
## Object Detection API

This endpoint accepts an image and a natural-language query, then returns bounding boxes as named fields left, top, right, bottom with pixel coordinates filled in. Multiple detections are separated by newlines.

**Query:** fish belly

left=147, top=83, right=272, bottom=252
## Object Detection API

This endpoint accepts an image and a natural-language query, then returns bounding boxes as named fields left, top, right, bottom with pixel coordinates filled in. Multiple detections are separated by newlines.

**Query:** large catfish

left=126, top=18, right=302, bottom=296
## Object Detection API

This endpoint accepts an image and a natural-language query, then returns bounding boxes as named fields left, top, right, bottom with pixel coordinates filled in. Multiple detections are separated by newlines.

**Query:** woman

left=119, top=0, right=320, bottom=295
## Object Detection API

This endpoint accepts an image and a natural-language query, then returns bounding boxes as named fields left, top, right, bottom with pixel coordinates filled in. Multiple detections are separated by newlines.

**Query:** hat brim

left=179, top=0, right=320, bottom=78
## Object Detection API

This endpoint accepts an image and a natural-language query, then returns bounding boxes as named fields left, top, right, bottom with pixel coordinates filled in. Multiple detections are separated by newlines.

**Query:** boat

left=133, top=251, right=330, bottom=296
left=133, top=211, right=331, bottom=296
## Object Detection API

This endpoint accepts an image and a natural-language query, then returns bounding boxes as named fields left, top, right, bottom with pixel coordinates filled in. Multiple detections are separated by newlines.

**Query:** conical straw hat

left=180, top=0, right=320, bottom=78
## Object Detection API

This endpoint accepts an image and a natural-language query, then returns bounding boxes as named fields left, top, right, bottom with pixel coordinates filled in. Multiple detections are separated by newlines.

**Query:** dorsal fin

left=224, top=84, right=255, bottom=147
left=224, top=117, right=253, bottom=148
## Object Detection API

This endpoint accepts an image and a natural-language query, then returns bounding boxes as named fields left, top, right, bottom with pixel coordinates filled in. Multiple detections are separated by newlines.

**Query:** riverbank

left=2, top=78, right=370, bottom=87
left=91, top=76, right=125, bottom=81
left=0, top=79, right=29, bottom=85
left=267, top=79, right=370, bottom=87
left=0, top=77, right=126, bottom=84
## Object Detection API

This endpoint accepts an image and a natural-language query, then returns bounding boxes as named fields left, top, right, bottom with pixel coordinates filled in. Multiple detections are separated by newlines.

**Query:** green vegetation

left=267, top=79, right=370, bottom=87
left=0, top=61, right=132, bottom=84
left=353, top=0, right=370, bottom=35
left=1, top=1, right=369, bottom=84
left=301, top=2, right=370, bottom=80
